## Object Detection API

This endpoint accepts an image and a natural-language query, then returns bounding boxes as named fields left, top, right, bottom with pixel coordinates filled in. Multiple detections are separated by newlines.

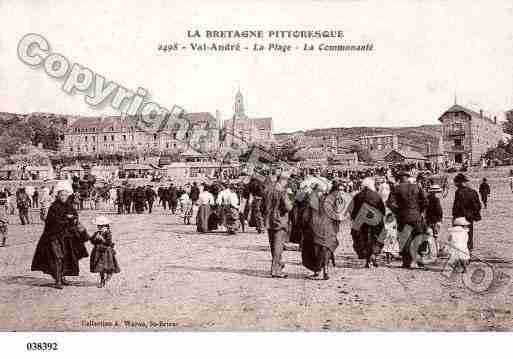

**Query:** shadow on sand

left=162, top=264, right=306, bottom=280
left=0, top=275, right=98, bottom=288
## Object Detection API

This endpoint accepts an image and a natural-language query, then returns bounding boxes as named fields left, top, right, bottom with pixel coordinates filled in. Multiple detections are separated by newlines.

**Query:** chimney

left=480, top=109, right=483, bottom=118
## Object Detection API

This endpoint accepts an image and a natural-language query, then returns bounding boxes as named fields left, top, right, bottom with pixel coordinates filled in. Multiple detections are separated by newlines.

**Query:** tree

left=483, top=146, right=509, bottom=161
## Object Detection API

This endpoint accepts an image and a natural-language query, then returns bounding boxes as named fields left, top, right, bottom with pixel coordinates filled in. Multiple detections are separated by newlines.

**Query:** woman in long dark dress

left=31, top=184, right=89, bottom=289
left=196, top=185, right=214, bottom=233
left=350, top=177, right=386, bottom=268
left=289, top=190, right=308, bottom=247
left=301, top=183, right=340, bottom=280
left=247, top=177, right=266, bottom=234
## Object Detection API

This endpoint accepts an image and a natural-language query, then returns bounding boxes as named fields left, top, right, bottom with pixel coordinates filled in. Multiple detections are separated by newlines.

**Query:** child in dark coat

left=425, top=185, right=443, bottom=254
left=90, top=216, right=120, bottom=288
left=0, top=204, right=8, bottom=247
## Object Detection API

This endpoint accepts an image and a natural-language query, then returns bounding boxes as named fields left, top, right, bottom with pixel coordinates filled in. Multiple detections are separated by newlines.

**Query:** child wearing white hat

left=446, top=217, right=471, bottom=272
left=90, top=216, right=120, bottom=287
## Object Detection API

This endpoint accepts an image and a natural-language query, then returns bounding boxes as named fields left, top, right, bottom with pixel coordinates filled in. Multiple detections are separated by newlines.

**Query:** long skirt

left=248, top=197, right=264, bottom=232
left=90, top=245, right=120, bottom=273
left=134, top=200, right=145, bottom=214
left=302, top=239, right=333, bottom=272
left=31, top=231, right=89, bottom=278
left=196, top=204, right=211, bottom=233
left=351, top=224, right=383, bottom=260
left=223, top=206, right=240, bottom=234
left=382, top=210, right=399, bottom=256
left=301, top=224, right=337, bottom=272
left=289, top=206, right=304, bottom=245
left=208, top=209, right=219, bottom=231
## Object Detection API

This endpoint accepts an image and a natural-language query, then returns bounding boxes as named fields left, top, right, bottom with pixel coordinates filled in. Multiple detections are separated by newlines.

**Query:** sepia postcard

left=1, top=0, right=513, bottom=355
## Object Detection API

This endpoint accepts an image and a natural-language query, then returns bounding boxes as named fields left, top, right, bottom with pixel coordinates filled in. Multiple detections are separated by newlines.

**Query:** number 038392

left=26, top=342, right=58, bottom=351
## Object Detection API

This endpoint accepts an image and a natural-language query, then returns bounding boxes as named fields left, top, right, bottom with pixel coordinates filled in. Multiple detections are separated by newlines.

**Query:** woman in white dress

left=376, top=177, right=399, bottom=263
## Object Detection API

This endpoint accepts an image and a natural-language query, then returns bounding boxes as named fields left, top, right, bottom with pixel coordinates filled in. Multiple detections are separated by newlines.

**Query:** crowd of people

left=0, top=162, right=492, bottom=288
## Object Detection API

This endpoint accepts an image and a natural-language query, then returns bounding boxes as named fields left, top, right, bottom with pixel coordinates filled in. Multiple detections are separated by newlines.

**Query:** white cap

left=54, top=180, right=73, bottom=194
left=453, top=217, right=470, bottom=226
left=361, top=177, right=376, bottom=191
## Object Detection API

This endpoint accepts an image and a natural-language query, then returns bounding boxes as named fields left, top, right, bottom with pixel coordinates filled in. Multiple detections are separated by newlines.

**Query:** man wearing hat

left=262, top=171, right=293, bottom=278
left=426, top=184, right=443, bottom=252
left=16, top=187, right=31, bottom=225
left=387, top=170, right=428, bottom=268
left=452, top=173, right=481, bottom=252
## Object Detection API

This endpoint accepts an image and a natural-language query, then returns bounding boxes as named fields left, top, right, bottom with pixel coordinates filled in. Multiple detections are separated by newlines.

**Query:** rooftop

left=386, top=149, right=426, bottom=160
left=439, top=104, right=499, bottom=125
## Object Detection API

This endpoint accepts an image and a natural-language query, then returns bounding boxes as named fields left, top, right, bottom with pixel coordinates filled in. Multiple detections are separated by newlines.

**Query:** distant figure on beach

left=478, top=178, right=491, bottom=209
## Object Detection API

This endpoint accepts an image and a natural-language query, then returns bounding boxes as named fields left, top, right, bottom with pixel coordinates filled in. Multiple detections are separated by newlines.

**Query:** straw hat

left=453, top=217, right=470, bottom=226
left=93, top=216, right=111, bottom=226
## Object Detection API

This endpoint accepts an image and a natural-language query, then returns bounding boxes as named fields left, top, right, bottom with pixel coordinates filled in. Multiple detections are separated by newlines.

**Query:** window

left=123, top=135, right=126, bottom=141
left=104, top=136, right=107, bottom=141
left=111, top=135, right=115, bottom=141
left=85, top=136, right=88, bottom=142
left=153, top=134, right=157, bottom=141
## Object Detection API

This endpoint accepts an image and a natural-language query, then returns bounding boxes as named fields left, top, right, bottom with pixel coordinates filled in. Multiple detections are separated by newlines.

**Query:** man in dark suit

left=262, top=172, right=293, bottom=278
left=169, top=184, right=178, bottom=214
left=452, top=173, right=481, bottom=252
left=387, top=171, right=428, bottom=268
left=145, top=185, right=157, bottom=214
left=190, top=182, right=200, bottom=205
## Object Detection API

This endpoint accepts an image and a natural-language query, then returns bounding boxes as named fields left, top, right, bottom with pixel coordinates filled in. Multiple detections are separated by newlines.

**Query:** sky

left=1, top=0, right=513, bottom=133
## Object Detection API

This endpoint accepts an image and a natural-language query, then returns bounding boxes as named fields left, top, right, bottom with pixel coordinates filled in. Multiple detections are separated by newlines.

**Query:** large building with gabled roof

left=438, top=103, right=503, bottom=165
left=62, top=111, right=220, bottom=155
left=59, top=90, right=274, bottom=156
